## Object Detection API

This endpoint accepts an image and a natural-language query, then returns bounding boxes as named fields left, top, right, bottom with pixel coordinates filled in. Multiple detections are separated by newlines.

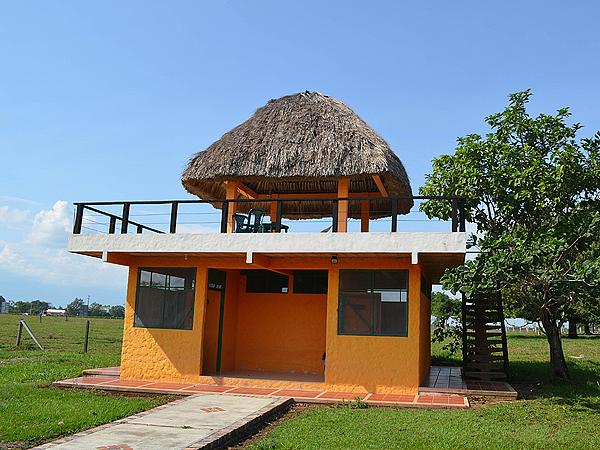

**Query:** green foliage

left=65, top=298, right=84, bottom=316
left=430, top=292, right=462, bottom=354
left=109, top=305, right=125, bottom=318
left=419, top=90, right=600, bottom=378
left=10, top=300, right=50, bottom=314
left=88, top=302, right=108, bottom=317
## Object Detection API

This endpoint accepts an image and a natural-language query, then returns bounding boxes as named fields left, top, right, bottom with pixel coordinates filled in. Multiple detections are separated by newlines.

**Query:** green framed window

left=338, top=270, right=408, bottom=336
left=134, top=267, right=196, bottom=330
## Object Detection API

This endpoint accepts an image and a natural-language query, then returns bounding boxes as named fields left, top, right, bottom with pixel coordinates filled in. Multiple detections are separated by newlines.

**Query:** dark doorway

left=202, top=269, right=226, bottom=375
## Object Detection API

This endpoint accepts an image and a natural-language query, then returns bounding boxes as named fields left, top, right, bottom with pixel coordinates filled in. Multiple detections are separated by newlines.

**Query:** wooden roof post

left=225, top=181, right=238, bottom=233
left=337, top=177, right=349, bottom=232
left=360, top=199, right=370, bottom=232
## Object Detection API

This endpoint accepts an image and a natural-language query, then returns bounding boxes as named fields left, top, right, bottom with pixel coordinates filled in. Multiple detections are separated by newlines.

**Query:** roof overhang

left=69, top=232, right=466, bottom=283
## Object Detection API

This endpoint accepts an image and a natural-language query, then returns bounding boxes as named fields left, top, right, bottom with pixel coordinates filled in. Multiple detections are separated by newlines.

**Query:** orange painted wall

left=119, top=255, right=432, bottom=393
left=324, top=264, right=427, bottom=394
left=232, top=275, right=327, bottom=374
left=120, top=261, right=207, bottom=382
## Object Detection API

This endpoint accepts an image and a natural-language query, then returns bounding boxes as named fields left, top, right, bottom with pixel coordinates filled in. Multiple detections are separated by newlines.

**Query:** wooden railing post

left=220, top=201, right=229, bottom=233
left=451, top=199, right=458, bottom=232
left=136, top=225, right=143, bottom=234
left=120, top=203, right=130, bottom=234
left=458, top=198, right=466, bottom=232
left=332, top=200, right=338, bottom=232
left=73, top=204, right=84, bottom=234
left=170, top=202, right=178, bottom=234
left=391, top=198, right=398, bottom=232
left=109, top=216, right=116, bottom=234
left=275, top=200, right=283, bottom=232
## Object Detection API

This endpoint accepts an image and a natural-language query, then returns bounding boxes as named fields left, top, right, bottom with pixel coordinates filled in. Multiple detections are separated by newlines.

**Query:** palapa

left=182, top=91, right=412, bottom=219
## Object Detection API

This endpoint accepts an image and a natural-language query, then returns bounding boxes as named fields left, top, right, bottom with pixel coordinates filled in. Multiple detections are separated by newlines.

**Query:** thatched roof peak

left=182, top=91, right=413, bottom=218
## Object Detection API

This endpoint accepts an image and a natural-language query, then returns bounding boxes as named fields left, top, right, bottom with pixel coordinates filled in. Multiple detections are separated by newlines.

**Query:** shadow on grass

left=510, top=358, right=600, bottom=412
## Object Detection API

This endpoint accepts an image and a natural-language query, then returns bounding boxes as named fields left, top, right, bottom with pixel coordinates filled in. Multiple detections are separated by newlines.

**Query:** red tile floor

left=420, top=366, right=517, bottom=399
left=55, top=367, right=474, bottom=408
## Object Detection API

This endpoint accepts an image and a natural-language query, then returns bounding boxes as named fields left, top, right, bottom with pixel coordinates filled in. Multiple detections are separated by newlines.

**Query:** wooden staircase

left=461, top=290, right=509, bottom=381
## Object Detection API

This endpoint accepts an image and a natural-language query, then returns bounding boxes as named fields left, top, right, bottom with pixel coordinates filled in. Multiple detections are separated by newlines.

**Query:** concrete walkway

left=35, top=394, right=291, bottom=450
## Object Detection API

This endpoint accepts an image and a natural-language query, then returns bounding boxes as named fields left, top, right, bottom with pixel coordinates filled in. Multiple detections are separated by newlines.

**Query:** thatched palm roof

left=182, top=91, right=413, bottom=219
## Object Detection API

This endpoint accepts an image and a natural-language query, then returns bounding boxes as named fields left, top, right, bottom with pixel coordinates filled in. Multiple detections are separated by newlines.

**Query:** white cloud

left=27, top=201, right=71, bottom=245
left=0, top=201, right=126, bottom=289
left=0, top=205, right=30, bottom=224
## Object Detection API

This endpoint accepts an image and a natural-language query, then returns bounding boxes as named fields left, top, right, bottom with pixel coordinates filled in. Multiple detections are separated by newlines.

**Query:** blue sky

left=1, top=1, right=599, bottom=306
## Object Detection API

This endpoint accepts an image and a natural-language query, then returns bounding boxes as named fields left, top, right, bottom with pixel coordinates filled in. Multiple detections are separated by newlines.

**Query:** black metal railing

left=72, top=196, right=466, bottom=235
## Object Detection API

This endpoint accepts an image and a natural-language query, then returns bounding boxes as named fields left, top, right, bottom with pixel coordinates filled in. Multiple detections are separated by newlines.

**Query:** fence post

left=170, top=202, right=178, bottom=233
left=16, top=321, right=23, bottom=346
left=73, top=204, right=84, bottom=234
left=84, top=320, right=90, bottom=353
left=121, top=203, right=130, bottom=234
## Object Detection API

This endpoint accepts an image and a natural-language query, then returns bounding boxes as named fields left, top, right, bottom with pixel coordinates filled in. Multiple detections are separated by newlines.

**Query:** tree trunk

left=568, top=320, right=578, bottom=339
left=584, top=323, right=592, bottom=335
left=541, top=311, right=570, bottom=380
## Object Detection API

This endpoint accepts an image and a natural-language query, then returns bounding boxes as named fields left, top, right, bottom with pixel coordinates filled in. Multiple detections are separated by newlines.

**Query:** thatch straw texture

left=182, top=91, right=413, bottom=219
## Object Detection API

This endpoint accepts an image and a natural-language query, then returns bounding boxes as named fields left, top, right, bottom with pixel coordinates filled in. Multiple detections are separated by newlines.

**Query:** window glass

left=245, top=270, right=289, bottom=293
left=340, top=292, right=373, bottom=334
left=338, top=270, right=408, bottom=337
left=139, top=270, right=151, bottom=286
left=339, top=270, right=371, bottom=291
left=293, top=270, right=328, bottom=294
left=135, top=287, right=164, bottom=328
left=134, top=268, right=195, bottom=330
left=150, top=272, right=166, bottom=288
left=374, top=270, right=407, bottom=290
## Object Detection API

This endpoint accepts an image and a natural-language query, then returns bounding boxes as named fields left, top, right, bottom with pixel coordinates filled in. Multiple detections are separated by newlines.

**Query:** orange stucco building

left=69, top=92, right=466, bottom=394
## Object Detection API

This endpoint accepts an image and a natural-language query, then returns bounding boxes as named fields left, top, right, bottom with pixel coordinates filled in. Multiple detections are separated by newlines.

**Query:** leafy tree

left=10, top=300, right=50, bottom=314
left=88, top=302, right=108, bottom=317
left=11, top=301, right=31, bottom=314
left=29, top=300, right=50, bottom=314
left=108, top=305, right=125, bottom=318
left=420, top=90, right=600, bottom=380
left=66, top=298, right=84, bottom=316
left=431, top=291, right=462, bottom=354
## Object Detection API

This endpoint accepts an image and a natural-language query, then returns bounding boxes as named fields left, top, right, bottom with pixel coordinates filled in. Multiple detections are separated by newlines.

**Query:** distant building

left=45, top=308, right=67, bottom=317
left=0, top=296, right=8, bottom=314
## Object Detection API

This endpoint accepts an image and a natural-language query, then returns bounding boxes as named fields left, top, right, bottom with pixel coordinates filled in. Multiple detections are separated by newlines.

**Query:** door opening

left=202, top=269, right=226, bottom=375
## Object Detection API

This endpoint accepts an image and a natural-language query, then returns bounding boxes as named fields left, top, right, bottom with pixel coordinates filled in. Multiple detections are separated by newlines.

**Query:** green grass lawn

left=0, top=314, right=172, bottom=449
left=3, top=313, right=599, bottom=449
left=249, top=333, right=600, bottom=450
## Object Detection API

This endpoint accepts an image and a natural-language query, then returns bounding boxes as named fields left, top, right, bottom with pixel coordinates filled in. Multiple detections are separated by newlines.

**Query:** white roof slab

left=69, top=232, right=466, bottom=257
